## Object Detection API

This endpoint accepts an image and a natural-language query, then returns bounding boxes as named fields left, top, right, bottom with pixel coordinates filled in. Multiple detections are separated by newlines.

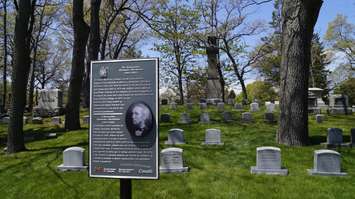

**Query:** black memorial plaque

left=89, top=59, right=159, bottom=179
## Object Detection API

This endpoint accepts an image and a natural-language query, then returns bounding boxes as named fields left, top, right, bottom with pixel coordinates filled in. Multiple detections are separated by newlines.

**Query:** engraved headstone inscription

left=250, top=146, right=288, bottom=175
left=308, top=149, right=347, bottom=176
left=90, top=59, right=158, bottom=179
left=242, top=112, right=253, bottom=122
left=160, top=148, right=188, bottom=173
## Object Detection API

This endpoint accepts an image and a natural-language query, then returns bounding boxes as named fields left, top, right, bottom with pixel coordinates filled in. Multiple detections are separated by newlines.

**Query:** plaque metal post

left=120, top=179, right=132, bottom=199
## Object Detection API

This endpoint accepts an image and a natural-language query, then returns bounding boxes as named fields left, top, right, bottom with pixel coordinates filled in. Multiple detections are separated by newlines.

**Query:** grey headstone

left=200, top=112, right=210, bottom=124
left=34, top=89, right=64, bottom=117
left=165, top=128, right=185, bottom=145
left=179, top=112, right=191, bottom=124
left=308, top=149, right=347, bottom=176
left=250, top=102, right=259, bottom=112
left=57, top=147, right=88, bottom=171
left=217, top=102, right=224, bottom=112
left=52, top=116, right=62, bottom=125
left=266, top=103, right=275, bottom=113
left=324, top=128, right=343, bottom=146
left=264, top=113, right=276, bottom=123
left=242, top=112, right=253, bottom=122
left=203, top=129, right=223, bottom=145
left=170, top=102, right=177, bottom=110
left=160, top=147, right=188, bottom=173
left=32, top=117, right=43, bottom=124
left=315, top=114, right=324, bottom=123
left=222, top=111, right=233, bottom=122
left=83, top=115, right=90, bottom=124
left=250, top=146, right=288, bottom=175
left=227, top=98, right=234, bottom=105
left=186, top=103, right=193, bottom=111
left=160, top=113, right=171, bottom=123
left=1, top=116, right=10, bottom=124
left=199, top=103, right=207, bottom=110
left=234, top=103, right=243, bottom=110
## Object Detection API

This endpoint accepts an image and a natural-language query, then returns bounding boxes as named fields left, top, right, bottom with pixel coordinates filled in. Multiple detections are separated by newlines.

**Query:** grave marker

left=250, top=146, right=288, bottom=175
left=165, top=128, right=185, bottom=145
left=160, top=148, right=188, bottom=173
left=58, top=147, right=88, bottom=171
left=308, top=149, right=347, bottom=176
left=202, top=129, right=223, bottom=145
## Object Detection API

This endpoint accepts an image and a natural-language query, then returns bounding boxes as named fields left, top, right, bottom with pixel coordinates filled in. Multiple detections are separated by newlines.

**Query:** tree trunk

left=65, top=0, right=90, bottom=130
left=7, top=0, right=32, bottom=153
left=278, top=0, right=323, bottom=146
left=83, top=0, right=101, bottom=108
left=178, top=72, right=184, bottom=105
left=27, top=63, right=35, bottom=113
left=2, top=0, right=7, bottom=113
left=239, top=79, right=248, bottom=105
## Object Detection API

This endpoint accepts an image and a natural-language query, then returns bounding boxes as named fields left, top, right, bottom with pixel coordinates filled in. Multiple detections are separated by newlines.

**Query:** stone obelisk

left=206, top=36, right=222, bottom=104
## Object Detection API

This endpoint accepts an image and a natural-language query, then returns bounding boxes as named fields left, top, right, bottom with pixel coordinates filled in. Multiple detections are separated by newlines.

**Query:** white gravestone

left=200, top=112, right=210, bottom=124
left=23, top=116, right=29, bottom=124
left=250, top=102, right=259, bottom=112
left=242, top=112, right=253, bottom=122
left=308, top=149, right=347, bottom=176
left=165, top=129, right=185, bottom=145
left=250, top=146, right=288, bottom=175
left=179, top=112, right=191, bottom=124
left=58, top=147, right=88, bottom=171
left=202, top=129, right=223, bottom=145
left=32, top=117, right=43, bottom=124
left=160, top=148, right=188, bottom=173
left=217, top=102, right=224, bottom=112
left=266, top=103, right=275, bottom=113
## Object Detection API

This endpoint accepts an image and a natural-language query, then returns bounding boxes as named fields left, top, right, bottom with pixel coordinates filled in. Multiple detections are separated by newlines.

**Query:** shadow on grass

left=309, top=135, right=326, bottom=145
left=27, top=141, right=88, bottom=152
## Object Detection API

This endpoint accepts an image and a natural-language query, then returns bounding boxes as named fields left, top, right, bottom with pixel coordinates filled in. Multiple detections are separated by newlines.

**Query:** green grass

left=1, top=105, right=355, bottom=198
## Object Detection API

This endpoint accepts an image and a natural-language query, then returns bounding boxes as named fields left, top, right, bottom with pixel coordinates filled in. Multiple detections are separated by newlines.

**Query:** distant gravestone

left=186, top=103, right=193, bottom=111
left=57, top=147, right=88, bottom=171
left=1, top=116, right=10, bottom=124
left=199, top=103, right=207, bottom=110
left=242, top=112, right=253, bottom=122
left=170, top=102, right=177, bottom=110
left=250, top=146, right=288, bottom=175
left=34, top=89, right=64, bottom=117
left=352, top=105, right=355, bottom=113
left=315, top=114, right=324, bottom=123
left=161, top=99, right=168, bottom=105
left=322, top=128, right=343, bottom=147
left=23, top=116, right=29, bottom=124
left=250, top=102, right=259, bottom=112
left=202, top=129, right=223, bottom=145
left=52, top=116, right=62, bottom=125
left=266, top=103, right=275, bottom=113
left=83, top=115, right=90, bottom=124
left=264, top=113, right=276, bottom=123
left=179, top=112, right=191, bottom=124
left=234, top=103, right=243, bottom=110
left=160, top=148, right=188, bottom=173
left=308, top=149, right=347, bottom=176
left=227, top=98, right=234, bottom=105
left=32, top=117, right=43, bottom=124
left=222, top=111, right=233, bottom=122
left=160, top=113, right=171, bottom=123
left=165, top=129, right=185, bottom=145
left=217, top=102, right=224, bottom=112
left=200, top=112, right=210, bottom=124
left=200, top=98, right=207, bottom=103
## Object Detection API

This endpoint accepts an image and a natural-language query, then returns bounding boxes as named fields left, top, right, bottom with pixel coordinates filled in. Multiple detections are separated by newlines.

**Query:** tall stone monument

left=206, top=36, right=222, bottom=105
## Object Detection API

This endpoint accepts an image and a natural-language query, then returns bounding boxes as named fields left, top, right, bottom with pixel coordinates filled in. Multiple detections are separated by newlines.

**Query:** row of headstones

left=0, top=115, right=90, bottom=125
left=165, top=128, right=223, bottom=145
left=161, top=111, right=276, bottom=124
left=56, top=145, right=348, bottom=176
left=169, top=102, right=277, bottom=113
left=160, top=146, right=347, bottom=176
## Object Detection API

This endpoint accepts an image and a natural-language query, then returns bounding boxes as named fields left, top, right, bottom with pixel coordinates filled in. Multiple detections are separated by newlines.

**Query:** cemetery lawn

left=1, top=106, right=355, bottom=199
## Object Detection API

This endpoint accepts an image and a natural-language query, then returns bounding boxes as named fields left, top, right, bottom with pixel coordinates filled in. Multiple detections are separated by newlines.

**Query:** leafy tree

left=235, top=81, right=278, bottom=103
left=278, top=0, right=323, bottom=146
left=334, top=78, right=355, bottom=105
left=325, top=14, right=355, bottom=70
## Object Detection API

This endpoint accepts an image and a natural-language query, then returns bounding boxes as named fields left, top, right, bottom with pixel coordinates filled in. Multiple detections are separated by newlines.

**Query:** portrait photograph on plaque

left=89, top=58, right=159, bottom=179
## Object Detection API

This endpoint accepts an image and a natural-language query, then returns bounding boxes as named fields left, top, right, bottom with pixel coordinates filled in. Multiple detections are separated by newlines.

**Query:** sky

left=142, top=0, right=355, bottom=92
